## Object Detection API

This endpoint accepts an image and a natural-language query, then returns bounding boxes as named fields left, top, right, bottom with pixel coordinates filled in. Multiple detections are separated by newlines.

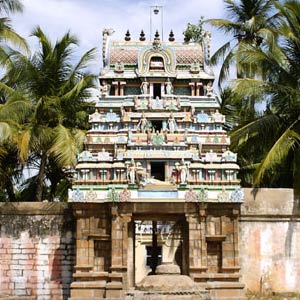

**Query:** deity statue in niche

left=100, top=80, right=110, bottom=97
left=165, top=78, right=173, bottom=94
left=128, top=158, right=136, bottom=184
left=167, top=112, right=177, bottom=133
left=120, top=106, right=130, bottom=122
left=147, top=128, right=153, bottom=144
left=137, top=112, right=148, bottom=133
left=140, top=78, right=149, bottom=95
left=206, top=81, right=214, bottom=97
left=180, top=159, right=188, bottom=184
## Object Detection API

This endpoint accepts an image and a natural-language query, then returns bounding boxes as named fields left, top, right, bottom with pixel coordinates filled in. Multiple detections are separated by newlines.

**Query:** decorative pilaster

left=189, top=82, right=195, bottom=96
left=119, top=81, right=126, bottom=96
left=196, top=82, right=203, bottom=96
left=112, top=81, right=119, bottom=96
left=106, top=206, right=132, bottom=299
left=186, top=204, right=208, bottom=280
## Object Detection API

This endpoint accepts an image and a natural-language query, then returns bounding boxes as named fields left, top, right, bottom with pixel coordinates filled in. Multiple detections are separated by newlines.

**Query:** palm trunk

left=249, top=95, right=255, bottom=119
left=35, top=152, right=47, bottom=202
left=293, top=149, right=300, bottom=190
left=5, top=178, right=16, bottom=202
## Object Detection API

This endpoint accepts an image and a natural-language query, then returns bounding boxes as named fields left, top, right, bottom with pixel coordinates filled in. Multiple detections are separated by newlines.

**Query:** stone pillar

left=232, top=208, right=240, bottom=267
left=149, top=83, right=153, bottom=96
left=70, top=204, right=110, bottom=300
left=186, top=204, right=207, bottom=280
left=165, top=162, right=169, bottom=181
left=112, top=81, right=119, bottom=96
left=120, top=81, right=126, bottom=96
left=127, top=220, right=135, bottom=288
left=106, top=206, right=132, bottom=299
left=196, top=82, right=202, bottom=96
left=189, top=82, right=195, bottom=96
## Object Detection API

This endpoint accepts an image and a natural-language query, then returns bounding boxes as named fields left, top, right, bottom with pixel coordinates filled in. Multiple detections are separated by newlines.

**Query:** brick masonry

left=0, top=203, right=75, bottom=300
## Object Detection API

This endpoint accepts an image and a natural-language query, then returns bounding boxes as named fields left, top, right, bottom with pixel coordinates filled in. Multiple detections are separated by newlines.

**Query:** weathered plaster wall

left=0, top=203, right=75, bottom=300
left=240, top=188, right=300, bottom=293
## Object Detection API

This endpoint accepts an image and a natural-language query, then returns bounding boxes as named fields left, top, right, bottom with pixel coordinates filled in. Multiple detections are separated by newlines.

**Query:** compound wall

left=240, top=188, right=300, bottom=293
left=0, top=203, right=75, bottom=300
left=0, top=189, right=300, bottom=299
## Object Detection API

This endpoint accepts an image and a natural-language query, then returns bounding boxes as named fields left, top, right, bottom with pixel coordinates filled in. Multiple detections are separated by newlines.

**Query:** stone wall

left=240, top=188, right=300, bottom=294
left=0, top=203, right=75, bottom=300
left=1, top=189, right=300, bottom=298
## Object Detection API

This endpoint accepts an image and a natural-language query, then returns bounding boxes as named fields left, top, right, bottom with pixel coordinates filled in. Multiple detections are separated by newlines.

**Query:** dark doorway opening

left=151, top=120, right=163, bottom=132
left=151, top=162, right=165, bottom=181
left=153, top=83, right=161, bottom=99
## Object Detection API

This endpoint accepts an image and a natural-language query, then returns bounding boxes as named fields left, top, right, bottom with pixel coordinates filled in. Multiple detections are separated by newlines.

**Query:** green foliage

left=229, top=0, right=300, bottom=188
left=183, top=17, right=205, bottom=43
left=0, top=27, right=97, bottom=201
left=206, top=0, right=277, bottom=89
left=0, top=0, right=23, bottom=15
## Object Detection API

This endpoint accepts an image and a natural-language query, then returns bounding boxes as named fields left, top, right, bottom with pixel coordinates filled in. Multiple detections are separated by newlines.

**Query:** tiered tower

left=68, top=29, right=245, bottom=300
left=69, top=29, right=242, bottom=203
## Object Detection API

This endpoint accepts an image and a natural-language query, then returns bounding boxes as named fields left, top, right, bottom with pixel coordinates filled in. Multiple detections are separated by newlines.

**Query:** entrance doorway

left=153, top=83, right=161, bottom=99
left=151, top=162, right=165, bottom=181
left=134, top=218, right=188, bottom=283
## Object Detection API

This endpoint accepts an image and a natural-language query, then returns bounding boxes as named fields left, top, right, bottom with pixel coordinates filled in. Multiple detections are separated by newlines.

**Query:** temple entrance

left=153, top=83, right=161, bottom=99
left=134, top=218, right=188, bottom=284
left=150, top=161, right=165, bottom=181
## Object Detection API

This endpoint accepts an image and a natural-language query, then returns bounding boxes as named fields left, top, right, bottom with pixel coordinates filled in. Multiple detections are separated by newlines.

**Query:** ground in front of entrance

left=247, top=293, right=300, bottom=300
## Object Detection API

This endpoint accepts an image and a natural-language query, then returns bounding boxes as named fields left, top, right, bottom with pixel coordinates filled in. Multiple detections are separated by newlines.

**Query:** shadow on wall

left=285, top=189, right=300, bottom=257
left=50, top=210, right=75, bottom=300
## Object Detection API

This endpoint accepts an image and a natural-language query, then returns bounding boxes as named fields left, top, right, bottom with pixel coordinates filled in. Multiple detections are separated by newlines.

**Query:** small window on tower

left=150, top=57, right=164, bottom=70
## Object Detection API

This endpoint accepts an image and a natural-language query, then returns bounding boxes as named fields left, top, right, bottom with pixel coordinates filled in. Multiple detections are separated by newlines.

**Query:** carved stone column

left=196, top=82, right=203, bottom=96
left=233, top=208, right=240, bottom=267
left=112, top=81, right=119, bottom=96
left=189, top=82, right=195, bottom=96
left=106, top=205, right=132, bottom=299
left=119, top=81, right=126, bottom=96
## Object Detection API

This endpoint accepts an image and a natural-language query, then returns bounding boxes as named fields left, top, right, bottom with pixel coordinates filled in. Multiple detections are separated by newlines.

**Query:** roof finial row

left=124, top=30, right=175, bottom=42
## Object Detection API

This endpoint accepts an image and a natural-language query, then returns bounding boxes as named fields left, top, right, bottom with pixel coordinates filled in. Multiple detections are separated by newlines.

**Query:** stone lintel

left=205, top=235, right=226, bottom=242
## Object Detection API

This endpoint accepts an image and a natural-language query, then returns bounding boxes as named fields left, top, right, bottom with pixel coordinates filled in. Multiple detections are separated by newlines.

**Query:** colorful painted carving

left=70, top=29, right=242, bottom=203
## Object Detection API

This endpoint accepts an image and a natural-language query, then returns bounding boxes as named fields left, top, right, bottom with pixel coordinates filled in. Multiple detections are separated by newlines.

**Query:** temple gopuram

left=68, top=26, right=246, bottom=300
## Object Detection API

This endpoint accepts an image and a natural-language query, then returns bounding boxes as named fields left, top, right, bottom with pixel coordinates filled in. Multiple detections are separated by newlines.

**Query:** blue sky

left=11, top=0, right=228, bottom=76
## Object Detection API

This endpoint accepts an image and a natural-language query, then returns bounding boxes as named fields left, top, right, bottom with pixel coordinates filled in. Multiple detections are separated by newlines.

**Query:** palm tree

left=0, top=27, right=96, bottom=201
left=0, top=0, right=27, bottom=64
left=206, top=0, right=278, bottom=116
left=0, top=0, right=23, bottom=14
left=231, top=0, right=300, bottom=188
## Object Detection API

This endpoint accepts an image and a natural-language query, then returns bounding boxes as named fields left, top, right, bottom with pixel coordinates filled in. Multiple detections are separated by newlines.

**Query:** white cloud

left=11, top=0, right=228, bottom=77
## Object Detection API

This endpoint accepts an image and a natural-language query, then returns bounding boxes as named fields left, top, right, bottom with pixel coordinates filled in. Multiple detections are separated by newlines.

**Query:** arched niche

left=137, top=44, right=176, bottom=77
